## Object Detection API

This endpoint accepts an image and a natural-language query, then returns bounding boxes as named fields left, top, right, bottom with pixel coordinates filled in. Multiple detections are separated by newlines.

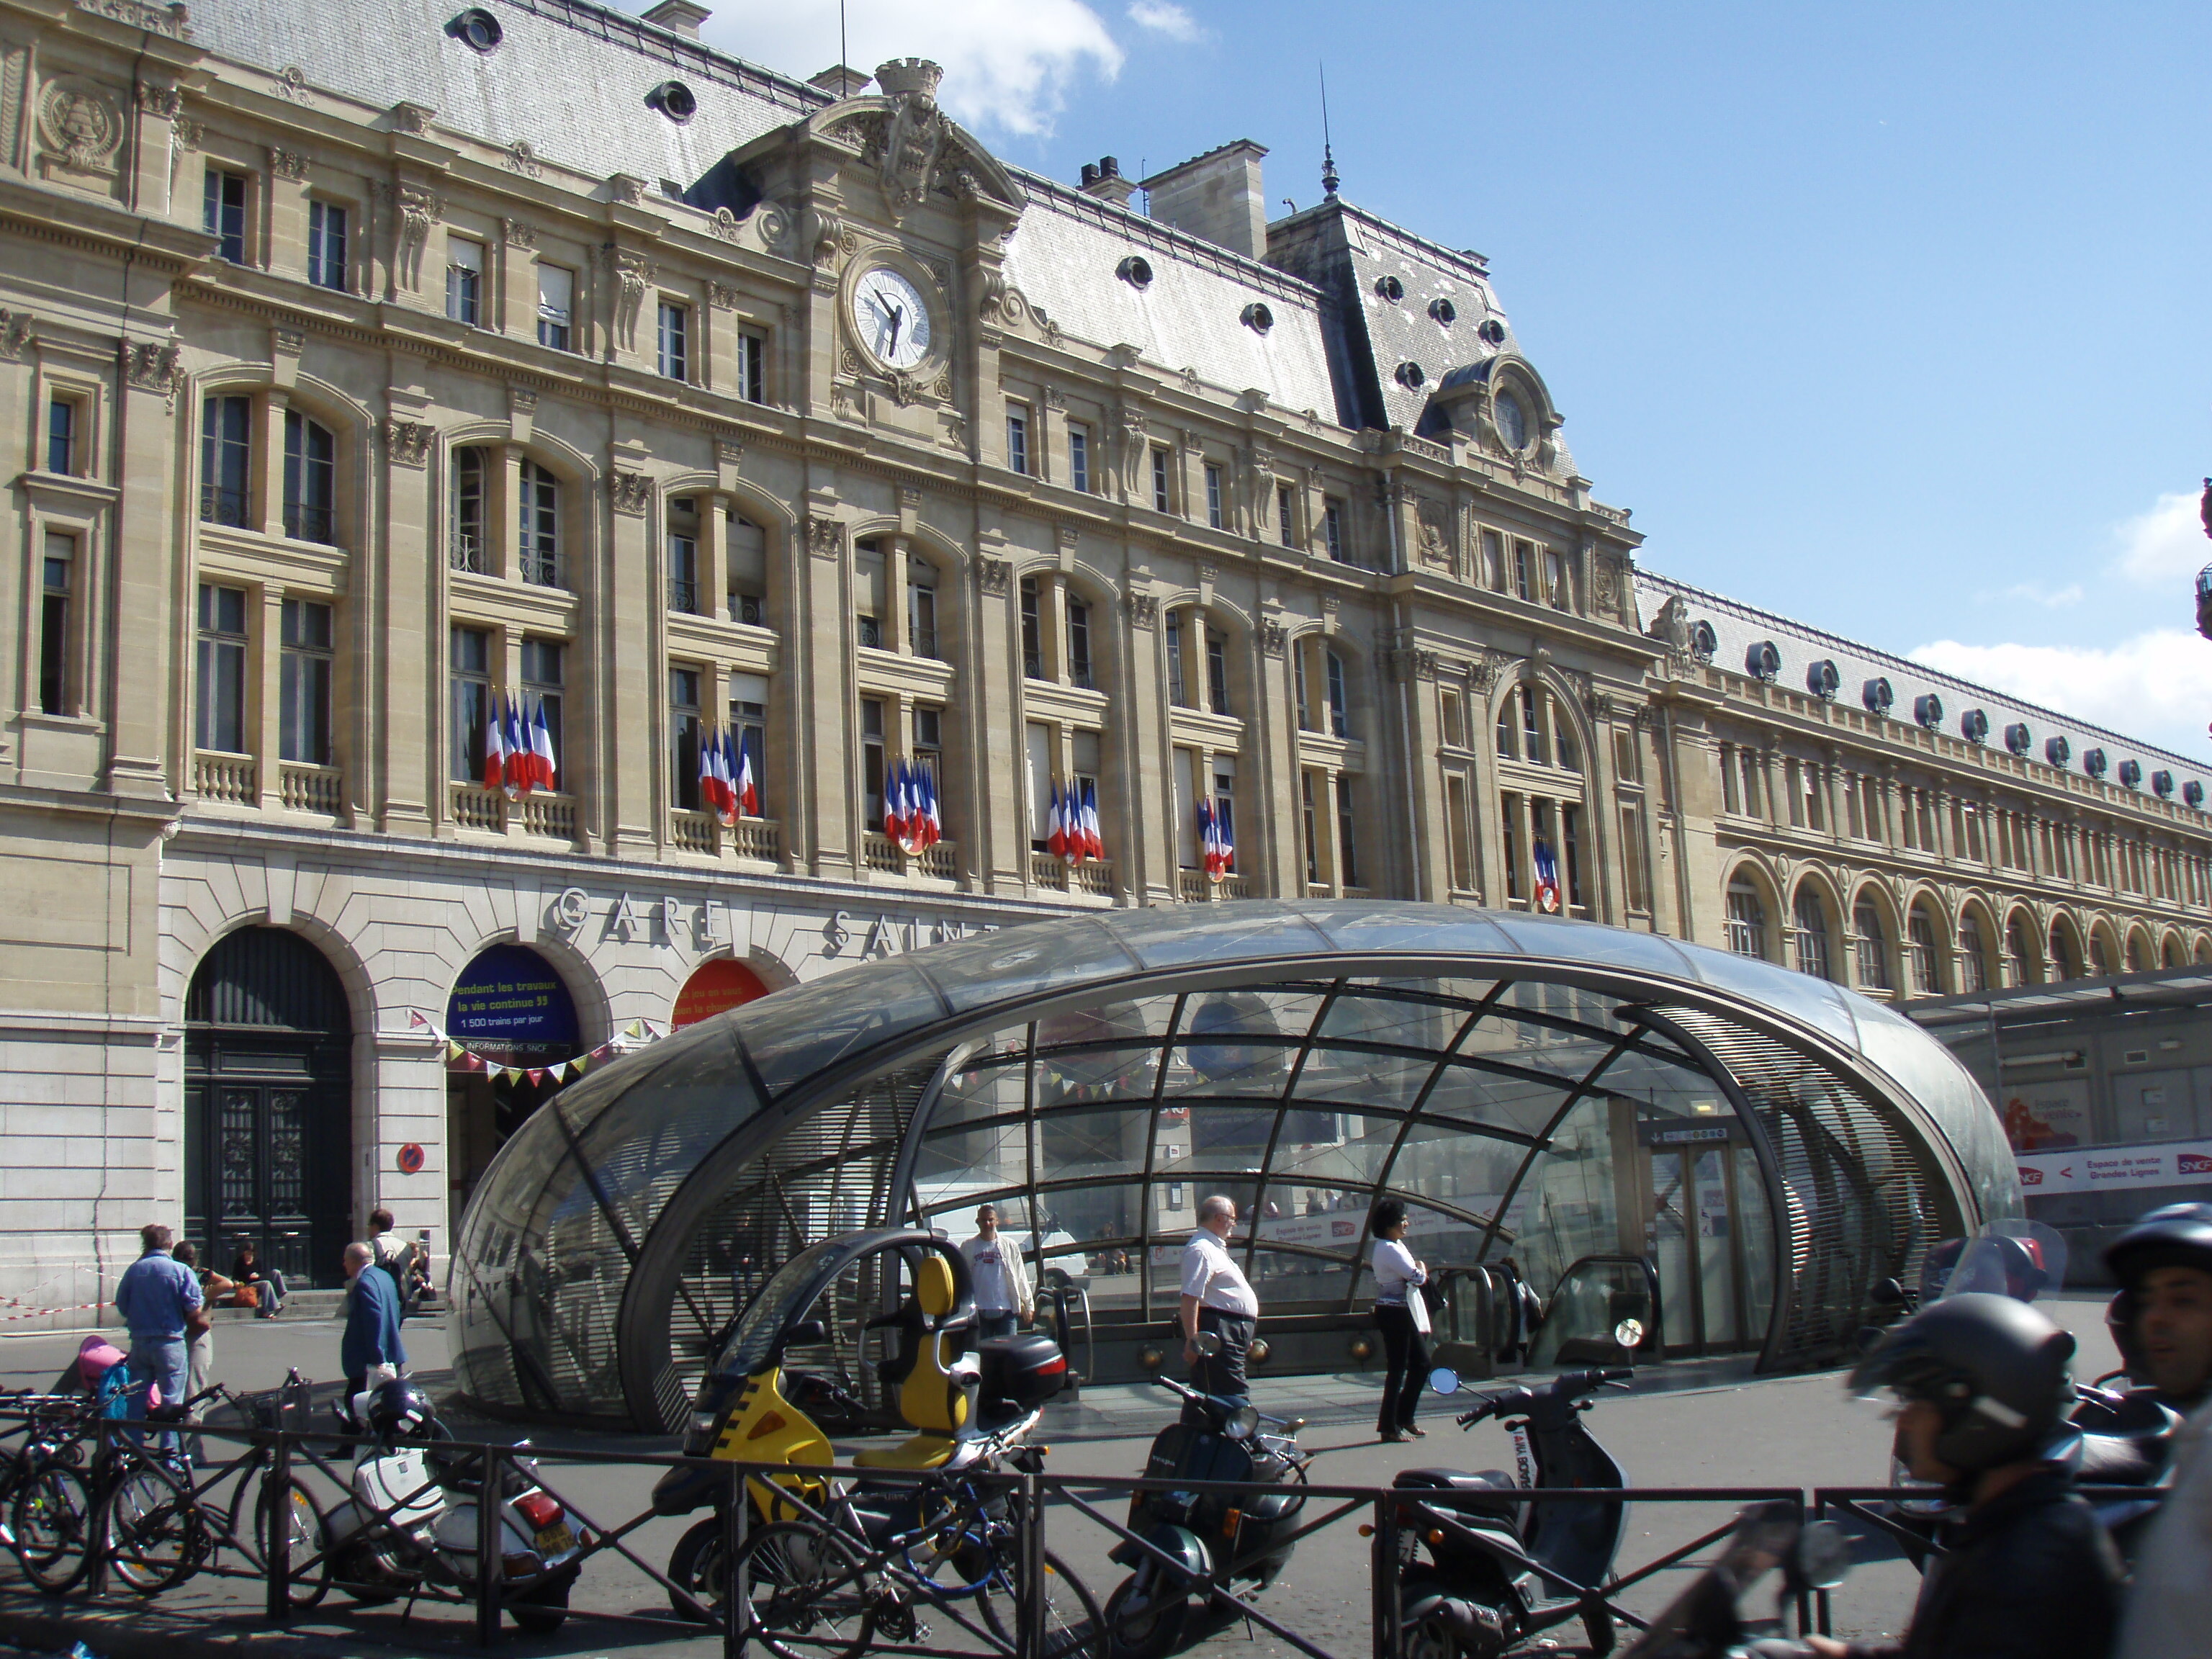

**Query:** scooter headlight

left=690, top=1411, right=719, bottom=1440
left=1225, top=1405, right=1261, bottom=1440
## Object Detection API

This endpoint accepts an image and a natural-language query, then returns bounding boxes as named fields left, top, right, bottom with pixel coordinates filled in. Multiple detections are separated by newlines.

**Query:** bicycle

left=0, top=1390, right=123, bottom=1593
left=94, top=1372, right=328, bottom=1607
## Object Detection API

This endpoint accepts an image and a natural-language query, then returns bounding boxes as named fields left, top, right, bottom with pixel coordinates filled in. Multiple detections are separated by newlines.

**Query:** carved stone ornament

left=1116, top=407, right=1150, bottom=500
left=268, top=146, right=309, bottom=182
left=135, top=79, right=182, bottom=120
left=716, top=437, right=744, bottom=466
left=395, top=184, right=440, bottom=290
left=801, top=207, right=843, bottom=271
left=1056, top=523, right=1080, bottom=549
left=502, top=217, right=536, bottom=250
left=76, top=0, right=190, bottom=40
left=899, top=484, right=923, bottom=509
left=609, top=173, right=647, bottom=207
left=1259, top=620, right=1288, bottom=658
left=272, top=326, right=306, bottom=356
left=171, top=119, right=204, bottom=151
left=755, top=204, right=789, bottom=248
left=383, top=418, right=434, bottom=467
left=708, top=282, right=740, bottom=311
left=612, top=249, right=653, bottom=351
left=37, top=77, right=125, bottom=174
left=807, top=516, right=843, bottom=559
left=1197, top=560, right=1218, bottom=584
left=608, top=472, right=652, bottom=516
left=1125, top=590, right=1158, bottom=630
left=1415, top=497, right=1450, bottom=565
left=976, top=556, right=1012, bottom=596
left=1386, top=646, right=1441, bottom=683
left=390, top=101, right=436, bottom=135
left=1467, top=649, right=1499, bottom=691
left=508, top=386, right=539, bottom=414
left=121, top=338, right=179, bottom=403
left=1321, top=593, right=1341, bottom=617
left=0, top=310, right=35, bottom=361
left=271, top=66, right=311, bottom=103
left=1594, top=554, right=1622, bottom=611
left=711, top=207, right=741, bottom=243
left=873, top=58, right=949, bottom=218
left=1043, top=386, right=1067, bottom=413
left=504, top=139, right=541, bottom=179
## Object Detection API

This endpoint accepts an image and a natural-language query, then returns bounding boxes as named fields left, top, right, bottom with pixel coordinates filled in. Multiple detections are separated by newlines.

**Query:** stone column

left=377, top=410, right=435, bottom=830
left=603, top=454, right=656, bottom=856
left=971, top=539, right=1022, bottom=896
left=105, top=336, right=181, bottom=799
left=1251, top=613, right=1298, bottom=898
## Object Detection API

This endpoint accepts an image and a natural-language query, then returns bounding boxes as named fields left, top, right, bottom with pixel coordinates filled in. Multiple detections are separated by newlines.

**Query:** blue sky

left=670, top=1, right=2212, bottom=758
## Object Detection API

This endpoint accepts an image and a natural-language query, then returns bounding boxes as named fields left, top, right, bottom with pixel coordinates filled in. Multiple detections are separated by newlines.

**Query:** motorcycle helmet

left=2103, top=1203, right=2212, bottom=1391
left=1848, top=1292, right=2076, bottom=1476
left=367, top=1376, right=437, bottom=1440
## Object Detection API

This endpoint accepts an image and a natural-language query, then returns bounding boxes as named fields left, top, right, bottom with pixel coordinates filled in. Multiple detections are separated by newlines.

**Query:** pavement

left=0, top=1291, right=2131, bottom=1659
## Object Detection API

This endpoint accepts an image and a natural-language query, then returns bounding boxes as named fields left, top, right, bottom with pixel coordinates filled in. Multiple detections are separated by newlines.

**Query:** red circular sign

left=397, top=1143, right=426, bottom=1176
left=672, top=958, right=771, bottom=1028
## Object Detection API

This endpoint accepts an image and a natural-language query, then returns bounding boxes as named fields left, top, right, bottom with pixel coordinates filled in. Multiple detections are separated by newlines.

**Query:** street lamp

left=2198, top=479, right=2212, bottom=642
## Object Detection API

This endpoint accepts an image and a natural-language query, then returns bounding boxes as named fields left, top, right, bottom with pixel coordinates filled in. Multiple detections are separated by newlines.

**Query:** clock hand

left=886, top=306, right=904, bottom=358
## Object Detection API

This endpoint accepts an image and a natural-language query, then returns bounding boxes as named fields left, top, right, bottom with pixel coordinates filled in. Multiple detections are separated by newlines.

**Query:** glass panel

left=1102, top=906, right=1336, bottom=971
left=1312, top=906, right=1520, bottom=961
left=1694, top=1148, right=1741, bottom=1346
left=1036, top=1034, right=1162, bottom=1108
left=734, top=958, right=947, bottom=1100
left=1682, top=938, right=1861, bottom=1048
left=1383, top=1122, right=1527, bottom=1226
left=1529, top=1256, right=1659, bottom=1368
left=1486, top=914, right=1701, bottom=979
left=1035, top=1107, right=1149, bottom=1182
left=1506, top=1094, right=1627, bottom=1299
left=913, top=920, right=1132, bottom=1015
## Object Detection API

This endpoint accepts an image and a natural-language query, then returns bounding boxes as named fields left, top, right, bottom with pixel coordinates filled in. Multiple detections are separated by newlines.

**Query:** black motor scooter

left=1618, top=1499, right=1851, bottom=1659
left=1104, top=1333, right=1309, bottom=1659
left=1392, top=1366, right=1633, bottom=1659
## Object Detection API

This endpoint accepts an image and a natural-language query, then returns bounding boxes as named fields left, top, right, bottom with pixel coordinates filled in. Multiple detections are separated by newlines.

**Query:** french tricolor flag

left=734, top=732, right=757, bottom=818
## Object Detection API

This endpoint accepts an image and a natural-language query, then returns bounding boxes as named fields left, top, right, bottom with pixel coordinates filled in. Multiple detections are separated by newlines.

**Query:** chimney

left=808, top=64, right=872, bottom=98
left=640, top=0, right=710, bottom=38
left=1079, top=155, right=1138, bottom=207
left=1138, top=141, right=1268, bottom=259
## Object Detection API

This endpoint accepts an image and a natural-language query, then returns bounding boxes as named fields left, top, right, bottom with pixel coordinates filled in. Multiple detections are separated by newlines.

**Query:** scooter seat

left=1395, top=1467, right=1519, bottom=1493
left=2076, top=1433, right=2165, bottom=1487
left=852, top=1435, right=956, bottom=1470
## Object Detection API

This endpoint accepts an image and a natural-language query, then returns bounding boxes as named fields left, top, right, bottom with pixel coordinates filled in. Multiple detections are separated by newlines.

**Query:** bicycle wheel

left=979, top=1549, right=1107, bottom=1659
left=100, top=1457, right=206, bottom=1594
left=254, top=1475, right=329, bottom=1611
left=729, top=1519, right=876, bottom=1659
left=12, top=1463, right=92, bottom=1593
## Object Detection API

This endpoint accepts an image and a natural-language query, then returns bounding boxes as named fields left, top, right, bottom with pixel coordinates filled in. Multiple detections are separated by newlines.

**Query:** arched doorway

left=671, top=957, right=772, bottom=1028
left=184, top=928, right=353, bottom=1288
left=445, top=945, right=584, bottom=1224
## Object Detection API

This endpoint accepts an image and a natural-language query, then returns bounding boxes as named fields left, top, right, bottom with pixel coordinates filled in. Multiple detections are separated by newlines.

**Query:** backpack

left=94, top=1359, right=138, bottom=1421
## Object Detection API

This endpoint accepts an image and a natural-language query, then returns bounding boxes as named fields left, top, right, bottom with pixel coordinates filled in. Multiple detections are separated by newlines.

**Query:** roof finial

left=1319, top=61, right=1339, bottom=197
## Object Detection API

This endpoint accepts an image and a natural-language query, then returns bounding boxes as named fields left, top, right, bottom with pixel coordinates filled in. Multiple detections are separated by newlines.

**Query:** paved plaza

left=0, top=1292, right=2128, bottom=1659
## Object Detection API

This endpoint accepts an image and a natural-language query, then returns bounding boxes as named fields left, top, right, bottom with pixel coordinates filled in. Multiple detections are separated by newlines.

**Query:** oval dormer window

left=1395, top=360, right=1426, bottom=390
left=2005, top=722, right=2032, bottom=757
left=1494, top=389, right=1528, bottom=451
left=649, top=80, right=696, bottom=122
left=1745, top=641, right=1780, bottom=682
left=449, top=6, right=503, bottom=50
left=1915, top=693, right=1943, bottom=729
left=2083, top=747, right=2108, bottom=778
left=1429, top=297, right=1456, bottom=327
left=1689, top=620, right=1717, bottom=662
left=1241, top=302, right=1273, bottom=334
left=2046, top=735, right=2072, bottom=769
left=1863, top=677, right=1893, bottom=715
left=1478, top=318, right=1506, bottom=345
left=1117, top=255, right=1153, bottom=289
left=1375, top=274, right=1405, bottom=302
left=1806, top=659, right=1839, bottom=700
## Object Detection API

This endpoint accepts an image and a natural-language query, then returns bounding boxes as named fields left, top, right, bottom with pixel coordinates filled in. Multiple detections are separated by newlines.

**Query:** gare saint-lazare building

left=2, top=0, right=2211, bottom=1409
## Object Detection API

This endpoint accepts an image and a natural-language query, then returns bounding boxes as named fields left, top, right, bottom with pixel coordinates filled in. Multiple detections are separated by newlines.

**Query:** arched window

left=518, top=461, right=561, bottom=587
left=1725, top=878, right=1766, bottom=959
left=2050, top=922, right=2081, bottom=981
left=1164, top=608, right=1231, bottom=715
left=282, top=410, right=336, bottom=544
left=728, top=512, right=767, bottom=626
left=451, top=446, right=488, bottom=572
left=907, top=551, right=940, bottom=659
left=2126, top=932, right=2151, bottom=974
left=1792, top=889, right=1831, bottom=979
left=2089, top=932, right=2114, bottom=976
left=1958, top=912, right=1987, bottom=994
left=1907, top=907, right=1943, bottom=995
left=1853, top=899, right=1890, bottom=990
left=2006, top=913, right=2039, bottom=985
left=1325, top=649, right=1349, bottom=738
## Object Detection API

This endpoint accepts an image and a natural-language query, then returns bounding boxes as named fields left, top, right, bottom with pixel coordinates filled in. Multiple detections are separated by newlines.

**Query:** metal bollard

left=721, top=1463, right=745, bottom=1659
left=1370, top=1492, right=1403, bottom=1659
left=1018, top=1471, right=1046, bottom=1659
left=475, top=1444, right=503, bottom=1647
left=265, top=1426, right=292, bottom=1619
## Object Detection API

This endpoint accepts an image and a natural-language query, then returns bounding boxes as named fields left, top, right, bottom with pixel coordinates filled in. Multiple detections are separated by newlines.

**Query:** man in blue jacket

left=340, top=1240, right=407, bottom=1403
left=112, top=1223, right=202, bottom=1427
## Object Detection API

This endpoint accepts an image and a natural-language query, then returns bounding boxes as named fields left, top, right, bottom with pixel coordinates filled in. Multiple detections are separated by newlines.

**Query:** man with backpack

left=112, top=1223, right=202, bottom=1429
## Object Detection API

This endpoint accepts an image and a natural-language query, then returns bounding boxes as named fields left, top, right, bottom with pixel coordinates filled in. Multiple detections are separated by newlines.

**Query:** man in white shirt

left=1181, top=1194, right=1259, bottom=1404
left=961, top=1205, right=1032, bottom=1341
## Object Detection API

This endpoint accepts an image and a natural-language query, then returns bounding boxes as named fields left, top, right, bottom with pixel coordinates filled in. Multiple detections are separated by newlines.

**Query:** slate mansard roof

left=1637, top=570, right=2212, bottom=806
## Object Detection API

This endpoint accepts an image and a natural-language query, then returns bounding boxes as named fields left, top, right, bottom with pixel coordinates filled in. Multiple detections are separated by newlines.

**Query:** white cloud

left=1997, top=580, right=2085, bottom=609
left=691, top=0, right=1123, bottom=139
left=2115, top=490, right=2212, bottom=589
left=1127, top=1, right=1202, bottom=41
left=1909, top=630, right=2212, bottom=761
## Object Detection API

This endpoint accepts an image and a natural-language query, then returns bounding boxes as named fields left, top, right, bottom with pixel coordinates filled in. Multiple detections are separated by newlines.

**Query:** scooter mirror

left=1191, top=1331, right=1223, bottom=1357
left=1428, top=1367, right=1462, bottom=1395
left=786, top=1319, right=828, bottom=1346
left=1869, top=1277, right=1905, bottom=1308
left=1613, top=1318, right=1645, bottom=1351
left=1791, top=1520, right=1853, bottom=1593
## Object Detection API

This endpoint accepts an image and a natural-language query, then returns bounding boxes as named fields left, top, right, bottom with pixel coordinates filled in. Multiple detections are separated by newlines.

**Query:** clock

left=851, top=266, right=933, bottom=371
left=1494, top=390, right=1529, bottom=452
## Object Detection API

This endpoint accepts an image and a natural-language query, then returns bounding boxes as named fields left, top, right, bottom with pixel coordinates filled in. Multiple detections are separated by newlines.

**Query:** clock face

left=1495, top=390, right=1529, bottom=452
left=851, top=266, right=933, bottom=370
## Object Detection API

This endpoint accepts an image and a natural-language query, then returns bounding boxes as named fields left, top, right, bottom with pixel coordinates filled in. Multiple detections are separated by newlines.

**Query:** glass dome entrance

left=449, top=902, right=2016, bottom=1431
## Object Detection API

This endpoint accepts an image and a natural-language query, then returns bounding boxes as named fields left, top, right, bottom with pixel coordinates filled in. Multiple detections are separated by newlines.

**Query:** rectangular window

left=450, top=446, right=487, bottom=573
left=1562, top=803, right=1583, bottom=911
left=657, top=300, right=690, bottom=380
left=1522, top=688, right=1548, bottom=766
left=1804, top=765, right=1824, bottom=830
left=1481, top=528, right=1505, bottom=589
left=45, top=395, right=78, bottom=476
left=196, top=583, right=249, bottom=753
left=1621, top=805, right=1650, bottom=911
left=912, top=705, right=943, bottom=794
left=1302, top=772, right=1321, bottom=885
left=536, top=262, right=575, bottom=351
left=1294, top=646, right=1313, bottom=732
left=1335, top=775, right=1358, bottom=888
left=1326, top=650, right=1349, bottom=738
left=1502, top=792, right=1522, bottom=901
left=307, top=201, right=348, bottom=291
left=1446, top=774, right=1475, bottom=891
left=203, top=167, right=246, bottom=262
left=670, top=666, right=701, bottom=811
left=1212, top=756, right=1236, bottom=873
left=1785, top=759, right=1804, bottom=827
left=450, top=625, right=490, bottom=783
left=1722, top=744, right=1742, bottom=814
left=1166, top=614, right=1188, bottom=707
left=1205, top=627, right=1231, bottom=716
left=738, top=329, right=767, bottom=403
left=855, top=542, right=884, bottom=648
left=199, top=395, right=252, bottom=528
left=861, top=697, right=886, bottom=828
left=1545, top=548, right=1568, bottom=608
left=39, top=530, right=72, bottom=716
left=1277, top=484, right=1297, bottom=549
left=1739, top=748, right=1762, bottom=817
left=728, top=511, right=768, bottom=625
left=1025, top=721, right=1052, bottom=851
left=907, top=562, right=938, bottom=658
left=1495, top=692, right=1518, bottom=760
left=521, top=638, right=564, bottom=788
left=279, top=598, right=333, bottom=765
left=1066, top=595, right=1093, bottom=689
left=1006, top=408, right=1029, bottom=475
left=1020, top=576, right=1043, bottom=680
left=1323, top=499, right=1345, bottom=562
left=282, top=410, right=336, bottom=544
left=729, top=670, right=766, bottom=817
left=1442, top=688, right=1465, bottom=750
left=1175, top=747, right=1200, bottom=869
left=445, top=235, right=484, bottom=325
left=1205, top=463, right=1223, bottom=529
left=667, top=529, right=699, bottom=614
left=518, top=460, right=559, bottom=585
left=1513, top=539, right=1533, bottom=601
left=1612, top=727, right=1640, bottom=782
left=1068, top=424, right=1089, bottom=493
left=1151, top=446, right=1171, bottom=512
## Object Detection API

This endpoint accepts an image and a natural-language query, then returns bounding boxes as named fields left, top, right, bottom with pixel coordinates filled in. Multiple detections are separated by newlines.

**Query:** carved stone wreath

left=37, top=78, right=124, bottom=173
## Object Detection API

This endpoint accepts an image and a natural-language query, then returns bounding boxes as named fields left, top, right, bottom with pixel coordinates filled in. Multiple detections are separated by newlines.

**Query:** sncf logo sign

left=1331, top=1220, right=1357, bottom=1238
left=2178, top=1153, right=2212, bottom=1176
left=2019, top=1166, right=2045, bottom=1186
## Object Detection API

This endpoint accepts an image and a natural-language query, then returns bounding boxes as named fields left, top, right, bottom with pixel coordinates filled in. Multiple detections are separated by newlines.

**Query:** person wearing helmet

left=2105, top=1204, right=2212, bottom=1659
left=1799, top=1292, right=2122, bottom=1659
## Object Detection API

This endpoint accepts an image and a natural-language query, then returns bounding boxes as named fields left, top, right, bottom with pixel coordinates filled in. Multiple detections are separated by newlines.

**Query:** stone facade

left=0, top=0, right=2206, bottom=1313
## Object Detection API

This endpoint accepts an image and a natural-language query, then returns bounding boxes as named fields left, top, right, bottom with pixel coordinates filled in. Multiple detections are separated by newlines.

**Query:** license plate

left=535, top=1524, right=575, bottom=1557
